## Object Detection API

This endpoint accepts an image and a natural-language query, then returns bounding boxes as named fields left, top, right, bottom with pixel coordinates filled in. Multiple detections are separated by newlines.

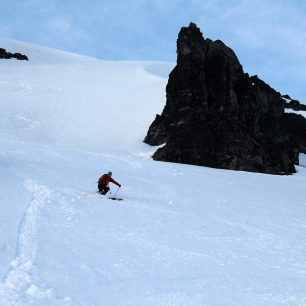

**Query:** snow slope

left=1, top=39, right=306, bottom=306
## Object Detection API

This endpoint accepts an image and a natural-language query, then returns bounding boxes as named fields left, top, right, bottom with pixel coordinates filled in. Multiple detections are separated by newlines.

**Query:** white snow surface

left=285, top=108, right=306, bottom=119
left=0, top=39, right=306, bottom=306
left=282, top=97, right=306, bottom=118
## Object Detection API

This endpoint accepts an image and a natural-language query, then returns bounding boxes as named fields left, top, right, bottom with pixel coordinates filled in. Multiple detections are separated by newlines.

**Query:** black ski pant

left=98, top=184, right=109, bottom=195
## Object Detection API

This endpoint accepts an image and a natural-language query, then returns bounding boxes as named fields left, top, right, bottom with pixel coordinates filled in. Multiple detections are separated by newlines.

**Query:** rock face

left=282, top=113, right=306, bottom=154
left=144, top=23, right=302, bottom=175
left=0, top=48, right=28, bottom=61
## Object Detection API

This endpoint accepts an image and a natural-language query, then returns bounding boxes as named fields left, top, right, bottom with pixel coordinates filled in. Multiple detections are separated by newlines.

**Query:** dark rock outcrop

left=282, top=113, right=306, bottom=153
left=281, top=95, right=306, bottom=152
left=0, top=48, right=28, bottom=61
left=144, top=23, right=305, bottom=175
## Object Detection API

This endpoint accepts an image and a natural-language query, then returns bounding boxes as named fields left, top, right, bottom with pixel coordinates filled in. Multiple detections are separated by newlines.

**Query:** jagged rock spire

left=144, top=23, right=300, bottom=175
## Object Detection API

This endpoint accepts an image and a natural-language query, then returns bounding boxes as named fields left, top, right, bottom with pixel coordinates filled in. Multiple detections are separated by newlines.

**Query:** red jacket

left=98, top=174, right=120, bottom=187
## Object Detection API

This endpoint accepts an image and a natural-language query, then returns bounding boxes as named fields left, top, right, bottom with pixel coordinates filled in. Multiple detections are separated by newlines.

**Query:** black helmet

left=108, top=171, right=112, bottom=176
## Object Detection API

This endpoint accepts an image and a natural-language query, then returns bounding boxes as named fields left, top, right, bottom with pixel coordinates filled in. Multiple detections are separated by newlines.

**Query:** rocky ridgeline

left=144, top=23, right=306, bottom=175
left=0, top=48, right=28, bottom=60
left=282, top=94, right=306, bottom=111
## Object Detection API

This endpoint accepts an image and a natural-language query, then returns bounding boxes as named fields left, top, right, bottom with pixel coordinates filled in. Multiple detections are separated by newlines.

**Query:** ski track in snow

left=0, top=180, right=70, bottom=306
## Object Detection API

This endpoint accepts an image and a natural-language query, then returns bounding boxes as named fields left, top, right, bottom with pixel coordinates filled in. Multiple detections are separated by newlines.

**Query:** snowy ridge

left=0, top=41, right=171, bottom=152
left=0, top=37, right=97, bottom=64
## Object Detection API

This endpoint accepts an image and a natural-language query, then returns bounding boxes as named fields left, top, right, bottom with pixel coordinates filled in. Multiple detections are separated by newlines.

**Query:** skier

left=97, top=171, right=121, bottom=195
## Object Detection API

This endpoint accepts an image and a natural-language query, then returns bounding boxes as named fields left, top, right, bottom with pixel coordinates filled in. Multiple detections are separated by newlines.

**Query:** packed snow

left=0, top=38, right=306, bottom=306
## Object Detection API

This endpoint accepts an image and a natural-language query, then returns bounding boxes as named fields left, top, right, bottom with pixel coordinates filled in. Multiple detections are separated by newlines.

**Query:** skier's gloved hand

left=119, top=184, right=121, bottom=188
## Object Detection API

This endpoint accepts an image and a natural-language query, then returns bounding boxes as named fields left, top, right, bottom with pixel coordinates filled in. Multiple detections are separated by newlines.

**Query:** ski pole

left=114, top=186, right=120, bottom=198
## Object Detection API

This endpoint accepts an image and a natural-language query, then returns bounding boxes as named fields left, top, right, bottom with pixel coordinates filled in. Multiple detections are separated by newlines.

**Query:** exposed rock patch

left=0, top=48, right=28, bottom=61
left=144, top=23, right=305, bottom=175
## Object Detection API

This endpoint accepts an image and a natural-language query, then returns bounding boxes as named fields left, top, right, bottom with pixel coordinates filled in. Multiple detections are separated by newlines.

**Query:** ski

left=108, top=197, right=123, bottom=201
